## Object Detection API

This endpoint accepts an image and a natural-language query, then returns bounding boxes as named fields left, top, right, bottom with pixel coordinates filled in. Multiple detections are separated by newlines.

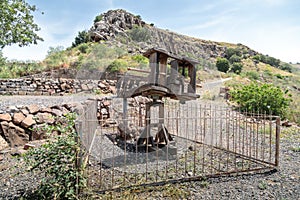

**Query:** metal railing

left=85, top=99, right=280, bottom=192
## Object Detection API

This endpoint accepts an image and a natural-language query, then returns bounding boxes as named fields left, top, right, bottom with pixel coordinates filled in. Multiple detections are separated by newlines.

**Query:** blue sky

left=3, top=0, right=300, bottom=63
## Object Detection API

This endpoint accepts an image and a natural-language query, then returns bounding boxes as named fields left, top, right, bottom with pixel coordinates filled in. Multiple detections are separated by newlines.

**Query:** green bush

left=0, top=60, right=45, bottom=78
left=25, top=113, right=86, bottom=199
left=94, top=14, right=103, bottom=23
left=279, top=63, right=293, bottom=73
left=229, top=82, right=291, bottom=117
left=216, top=57, right=230, bottom=73
left=253, top=54, right=281, bottom=68
left=243, top=71, right=260, bottom=80
left=229, top=54, right=242, bottom=64
left=230, top=62, right=243, bottom=74
left=77, top=43, right=89, bottom=54
left=107, top=59, right=128, bottom=73
left=226, top=47, right=242, bottom=58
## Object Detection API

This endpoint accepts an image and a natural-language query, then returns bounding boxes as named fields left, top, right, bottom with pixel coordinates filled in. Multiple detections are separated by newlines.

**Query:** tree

left=216, top=57, right=230, bottom=73
left=72, top=30, right=90, bottom=47
left=0, top=0, right=43, bottom=48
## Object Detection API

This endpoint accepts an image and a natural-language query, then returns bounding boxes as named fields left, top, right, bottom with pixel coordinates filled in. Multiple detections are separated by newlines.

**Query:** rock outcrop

left=89, top=9, right=258, bottom=62
left=90, top=9, right=145, bottom=42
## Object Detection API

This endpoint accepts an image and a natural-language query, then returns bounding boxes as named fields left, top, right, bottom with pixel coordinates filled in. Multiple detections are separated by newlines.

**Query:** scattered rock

left=282, top=120, right=293, bottom=127
left=0, top=135, right=9, bottom=151
left=51, top=108, right=63, bottom=117
left=24, top=143, right=35, bottom=150
left=13, top=112, right=26, bottom=125
left=0, top=113, right=12, bottom=122
left=36, top=112, right=55, bottom=124
left=21, top=115, right=36, bottom=128
left=27, top=105, right=39, bottom=114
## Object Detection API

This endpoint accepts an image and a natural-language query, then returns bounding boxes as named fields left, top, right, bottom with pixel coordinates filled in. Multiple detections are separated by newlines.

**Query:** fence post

left=75, top=120, right=83, bottom=196
left=275, top=117, right=280, bottom=167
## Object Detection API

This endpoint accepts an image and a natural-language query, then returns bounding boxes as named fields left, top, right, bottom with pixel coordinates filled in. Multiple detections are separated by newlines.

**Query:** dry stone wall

left=0, top=78, right=116, bottom=96
left=0, top=97, right=112, bottom=150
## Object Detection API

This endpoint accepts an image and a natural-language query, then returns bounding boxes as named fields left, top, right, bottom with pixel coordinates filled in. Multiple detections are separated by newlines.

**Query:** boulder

left=0, top=121, right=29, bottom=147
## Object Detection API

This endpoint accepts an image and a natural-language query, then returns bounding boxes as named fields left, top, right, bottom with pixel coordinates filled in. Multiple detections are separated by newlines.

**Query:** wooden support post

left=159, top=54, right=168, bottom=86
left=188, top=64, right=196, bottom=93
left=149, top=52, right=157, bottom=84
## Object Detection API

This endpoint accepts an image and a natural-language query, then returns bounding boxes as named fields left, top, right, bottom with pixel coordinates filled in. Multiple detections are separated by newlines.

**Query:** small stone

left=0, top=113, right=12, bottom=121
left=98, top=82, right=107, bottom=89
left=8, top=106, right=19, bottom=113
left=24, top=143, right=35, bottom=150
left=81, top=84, right=88, bottom=91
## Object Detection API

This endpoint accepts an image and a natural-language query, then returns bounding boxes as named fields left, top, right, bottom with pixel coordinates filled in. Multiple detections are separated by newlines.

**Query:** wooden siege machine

left=117, top=48, right=199, bottom=153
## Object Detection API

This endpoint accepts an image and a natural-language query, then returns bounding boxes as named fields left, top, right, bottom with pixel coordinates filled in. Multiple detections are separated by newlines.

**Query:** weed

left=24, top=113, right=86, bottom=199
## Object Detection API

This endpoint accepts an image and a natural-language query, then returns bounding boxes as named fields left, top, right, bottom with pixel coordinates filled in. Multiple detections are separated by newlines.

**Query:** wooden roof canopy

left=143, top=47, right=200, bottom=66
left=139, top=47, right=200, bottom=101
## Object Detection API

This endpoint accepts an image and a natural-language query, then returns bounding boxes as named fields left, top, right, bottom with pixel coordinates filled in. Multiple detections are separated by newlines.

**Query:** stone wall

left=0, top=78, right=116, bottom=96
left=0, top=97, right=112, bottom=150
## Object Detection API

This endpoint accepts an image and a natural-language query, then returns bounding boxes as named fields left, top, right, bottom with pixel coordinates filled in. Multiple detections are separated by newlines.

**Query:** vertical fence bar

left=275, top=117, right=280, bottom=167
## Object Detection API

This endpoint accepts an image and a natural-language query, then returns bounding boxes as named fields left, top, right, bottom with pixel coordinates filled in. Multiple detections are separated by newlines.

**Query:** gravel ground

left=0, top=94, right=97, bottom=109
left=85, top=126, right=300, bottom=200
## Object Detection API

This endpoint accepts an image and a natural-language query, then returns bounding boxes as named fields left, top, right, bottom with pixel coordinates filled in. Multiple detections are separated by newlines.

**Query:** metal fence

left=86, top=99, right=280, bottom=192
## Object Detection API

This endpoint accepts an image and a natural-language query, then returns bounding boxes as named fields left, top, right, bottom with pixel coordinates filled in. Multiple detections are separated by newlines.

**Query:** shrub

left=230, top=62, right=243, bottom=74
left=79, top=44, right=126, bottom=70
left=226, top=47, right=242, bottom=58
left=25, top=113, right=86, bottom=199
left=107, top=59, right=128, bottom=73
left=229, top=82, right=292, bottom=117
left=94, top=14, right=103, bottom=23
left=279, top=63, right=293, bottom=73
left=229, top=54, right=242, bottom=64
left=216, top=57, right=230, bottom=73
left=77, top=43, right=89, bottom=54
left=128, top=25, right=151, bottom=42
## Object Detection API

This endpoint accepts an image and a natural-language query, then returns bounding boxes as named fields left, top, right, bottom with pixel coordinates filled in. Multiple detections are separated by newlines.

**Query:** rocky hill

left=89, top=9, right=258, bottom=61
